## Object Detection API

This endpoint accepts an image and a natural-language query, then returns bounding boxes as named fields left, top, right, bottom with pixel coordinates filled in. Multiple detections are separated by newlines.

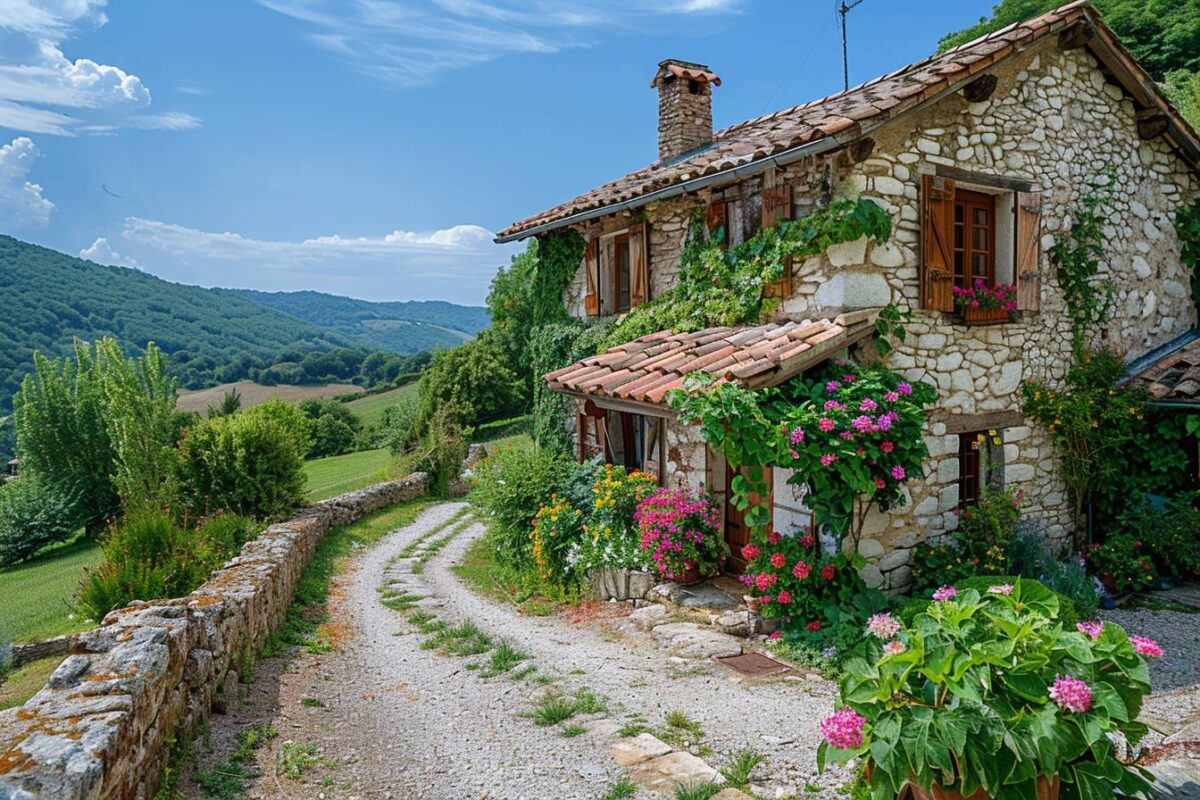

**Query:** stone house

left=495, top=1, right=1200, bottom=590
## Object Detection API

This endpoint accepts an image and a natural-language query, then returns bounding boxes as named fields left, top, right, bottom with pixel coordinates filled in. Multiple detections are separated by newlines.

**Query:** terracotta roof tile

left=1131, top=338, right=1200, bottom=405
left=497, top=2, right=1198, bottom=242
left=545, top=314, right=880, bottom=406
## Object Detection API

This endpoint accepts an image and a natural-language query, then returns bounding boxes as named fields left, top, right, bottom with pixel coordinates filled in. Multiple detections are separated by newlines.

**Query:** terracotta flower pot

left=961, top=306, right=1011, bottom=325
left=901, top=775, right=1059, bottom=800
left=673, top=566, right=702, bottom=585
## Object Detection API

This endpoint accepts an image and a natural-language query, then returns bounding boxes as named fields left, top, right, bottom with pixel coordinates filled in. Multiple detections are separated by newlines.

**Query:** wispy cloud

left=258, top=0, right=740, bottom=87
left=118, top=217, right=518, bottom=303
left=0, top=135, right=53, bottom=226
left=0, top=0, right=200, bottom=135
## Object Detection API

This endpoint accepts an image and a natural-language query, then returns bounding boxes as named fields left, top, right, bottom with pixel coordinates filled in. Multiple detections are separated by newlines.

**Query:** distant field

left=343, top=382, right=418, bottom=428
left=304, top=448, right=404, bottom=500
left=178, top=380, right=360, bottom=415
left=0, top=535, right=99, bottom=644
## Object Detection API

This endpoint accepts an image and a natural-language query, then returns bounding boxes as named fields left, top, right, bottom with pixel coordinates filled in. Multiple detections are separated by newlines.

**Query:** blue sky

left=0, top=0, right=997, bottom=305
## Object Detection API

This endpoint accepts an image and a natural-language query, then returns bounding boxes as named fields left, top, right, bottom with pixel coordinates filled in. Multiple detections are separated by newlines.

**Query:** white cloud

left=79, top=236, right=138, bottom=267
left=258, top=0, right=740, bottom=87
left=0, top=135, right=53, bottom=226
left=118, top=217, right=519, bottom=303
left=0, top=1, right=198, bottom=135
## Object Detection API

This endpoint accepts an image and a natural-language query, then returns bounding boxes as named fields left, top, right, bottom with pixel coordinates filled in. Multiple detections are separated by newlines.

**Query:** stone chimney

left=651, top=59, right=721, bottom=161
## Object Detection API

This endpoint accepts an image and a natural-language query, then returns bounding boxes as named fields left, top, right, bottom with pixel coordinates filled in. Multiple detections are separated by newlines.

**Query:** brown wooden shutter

left=921, top=174, right=956, bottom=312
left=761, top=186, right=793, bottom=298
left=583, top=239, right=599, bottom=316
left=706, top=200, right=728, bottom=250
left=1016, top=189, right=1043, bottom=312
left=628, top=221, right=649, bottom=307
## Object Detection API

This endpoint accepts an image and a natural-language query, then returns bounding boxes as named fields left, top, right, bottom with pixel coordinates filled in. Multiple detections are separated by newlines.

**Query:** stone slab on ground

left=627, top=604, right=671, bottom=631
left=1145, top=757, right=1200, bottom=798
left=630, top=750, right=724, bottom=792
left=610, top=733, right=673, bottom=766
left=712, top=789, right=756, bottom=800
left=650, top=622, right=743, bottom=659
left=584, top=718, right=623, bottom=739
left=675, top=583, right=739, bottom=611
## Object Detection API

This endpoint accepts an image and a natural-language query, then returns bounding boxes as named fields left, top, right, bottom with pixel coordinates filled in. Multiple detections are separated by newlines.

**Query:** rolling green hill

left=229, top=289, right=490, bottom=353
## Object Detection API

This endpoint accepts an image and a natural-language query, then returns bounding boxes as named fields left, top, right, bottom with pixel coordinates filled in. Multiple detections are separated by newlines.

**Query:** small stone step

left=629, top=750, right=723, bottom=792
left=609, top=733, right=672, bottom=766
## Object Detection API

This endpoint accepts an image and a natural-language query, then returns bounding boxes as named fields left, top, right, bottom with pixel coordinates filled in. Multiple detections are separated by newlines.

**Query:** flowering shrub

left=953, top=278, right=1018, bottom=312
left=1083, top=533, right=1156, bottom=594
left=820, top=579, right=1157, bottom=800
left=910, top=485, right=1022, bottom=593
left=635, top=487, right=723, bottom=580
left=738, top=528, right=876, bottom=636
left=530, top=494, right=585, bottom=582
left=570, top=464, right=657, bottom=573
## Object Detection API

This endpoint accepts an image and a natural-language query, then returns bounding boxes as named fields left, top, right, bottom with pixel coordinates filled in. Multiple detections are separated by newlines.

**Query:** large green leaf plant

left=820, top=579, right=1157, bottom=800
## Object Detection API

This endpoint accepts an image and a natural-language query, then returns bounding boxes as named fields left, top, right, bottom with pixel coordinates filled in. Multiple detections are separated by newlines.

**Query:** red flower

left=874, top=478, right=886, bottom=489
left=821, top=564, right=836, bottom=581
left=793, top=560, right=811, bottom=580
left=769, top=552, right=787, bottom=569
left=776, top=589, right=792, bottom=604
left=767, top=530, right=783, bottom=544
left=807, top=620, right=821, bottom=632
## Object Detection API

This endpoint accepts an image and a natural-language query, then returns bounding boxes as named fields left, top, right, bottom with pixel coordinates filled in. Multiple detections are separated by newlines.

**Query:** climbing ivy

left=600, top=198, right=891, bottom=349
left=1175, top=199, right=1200, bottom=315
left=1049, top=176, right=1115, bottom=352
left=529, top=319, right=610, bottom=455
left=530, top=229, right=585, bottom=327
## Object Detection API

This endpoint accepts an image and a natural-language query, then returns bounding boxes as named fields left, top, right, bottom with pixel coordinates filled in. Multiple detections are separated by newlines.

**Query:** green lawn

left=304, top=448, right=406, bottom=500
left=480, top=432, right=534, bottom=453
left=342, top=382, right=418, bottom=428
left=0, top=534, right=100, bottom=643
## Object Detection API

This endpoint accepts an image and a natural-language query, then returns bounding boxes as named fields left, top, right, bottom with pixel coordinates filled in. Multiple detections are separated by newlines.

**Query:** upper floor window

left=583, top=222, right=649, bottom=316
left=954, top=189, right=996, bottom=291
left=614, top=233, right=632, bottom=313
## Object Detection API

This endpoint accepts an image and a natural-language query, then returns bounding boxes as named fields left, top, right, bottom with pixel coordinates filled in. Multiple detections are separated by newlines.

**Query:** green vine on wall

left=1049, top=176, right=1115, bottom=352
left=1175, top=199, right=1200, bottom=315
left=601, top=198, right=891, bottom=349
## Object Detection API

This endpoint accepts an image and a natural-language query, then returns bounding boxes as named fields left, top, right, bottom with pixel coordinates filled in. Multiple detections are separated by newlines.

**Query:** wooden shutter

left=583, top=239, right=599, bottom=316
left=1016, top=189, right=1043, bottom=312
left=628, top=222, right=649, bottom=307
left=706, top=200, right=728, bottom=250
left=921, top=174, right=956, bottom=312
left=761, top=186, right=793, bottom=298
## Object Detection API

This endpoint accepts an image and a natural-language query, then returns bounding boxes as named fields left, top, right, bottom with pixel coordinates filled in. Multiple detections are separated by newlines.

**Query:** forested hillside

left=230, top=289, right=490, bottom=353
left=0, top=236, right=363, bottom=404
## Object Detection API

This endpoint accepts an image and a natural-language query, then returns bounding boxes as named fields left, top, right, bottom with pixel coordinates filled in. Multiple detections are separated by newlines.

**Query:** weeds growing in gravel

left=659, top=711, right=705, bottom=748
left=531, top=692, right=578, bottom=726
left=559, top=723, right=587, bottom=738
left=423, top=621, right=493, bottom=656
left=481, top=639, right=530, bottom=677
left=674, top=781, right=721, bottom=800
left=277, top=741, right=336, bottom=780
left=378, top=590, right=425, bottom=611
left=300, top=697, right=326, bottom=709
left=395, top=506, right=470, bottom=560
left=511, top=664, right=538, bottom=681
left=190, top=724, right=277, bottom=800
left=412, top=515, right=476, bottom=574
left=618, top=720, right=647, bottom=738
left=602, top=778, right=638, bottom=800
left=572, top=687, right=608, bottom=714
left=720, top=748, right=764, bottom=789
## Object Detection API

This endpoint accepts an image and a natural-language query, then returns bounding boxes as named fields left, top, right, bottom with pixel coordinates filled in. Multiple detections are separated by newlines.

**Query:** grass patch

left=259, top=499, right=433, bottom=657
left=300, top=697, right=327, bottom=709
left=0, top=655, right=62, bottom=711
left=189, top=724, right=277, bottom=800
left=511, top=664, right=538, bottom=681
left=422, top=621, right=493, bottom=656
left=658, top=711, right=705, bottom=748
left=602, top=778, right=638, bottom=800
left=0, top=532, right=99, bottom=643
left=572, top=687, right=608, bottom=714
left=531, top=693, right=578, bottom=727
left=378, top=590, right=425, bottom=611
left=481, top=639, right=530, bottom=678
left=303, top=448, right=405, bottom=501
left=559, top=723, right=587, bottom=738
left=396, top=506, right=470, bottom=560
left=674, top=781, right=722, bottom=800
left=618, top=720, right=647, bottom=738
left=277, top=740, right=336, bottom=780
left=721, top=748, right=765, bottom=789
left=411, top=515, right=476, bottom=574
left=343, top=382, right=419, bottom=429
left=451, top=531, right=578, bottom=617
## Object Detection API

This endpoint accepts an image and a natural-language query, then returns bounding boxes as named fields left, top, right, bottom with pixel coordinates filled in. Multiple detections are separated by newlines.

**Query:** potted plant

left=819, top=579, right=1159, bottom=800
left=953, top=280, right=1018, bottom=324
left=635, top=486, right=723, bottom=583
left=572, top=464, right=659, bottom=600
left=1082, top=534, right=1156, bottom=595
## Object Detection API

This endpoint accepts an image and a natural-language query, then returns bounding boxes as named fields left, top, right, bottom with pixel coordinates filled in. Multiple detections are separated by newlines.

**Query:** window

left=614, top=233, right=632, bottom=314
left=953, top=189, right=995, bottom=291
left=958, top=429, right=1003, bottom=507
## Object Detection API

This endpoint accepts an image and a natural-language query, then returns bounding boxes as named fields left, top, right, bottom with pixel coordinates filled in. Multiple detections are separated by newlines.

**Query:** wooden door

left=724, top=464, right=773, bottom=574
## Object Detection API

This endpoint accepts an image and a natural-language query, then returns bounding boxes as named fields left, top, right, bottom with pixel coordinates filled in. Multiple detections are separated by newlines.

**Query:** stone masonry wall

left=0, top=475, right=427, bottom=800
left=556, top=38, right=1197, bottom=594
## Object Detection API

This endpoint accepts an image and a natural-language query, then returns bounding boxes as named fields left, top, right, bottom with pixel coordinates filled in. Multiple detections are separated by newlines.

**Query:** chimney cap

left=651, top=59, right=721, bottom=88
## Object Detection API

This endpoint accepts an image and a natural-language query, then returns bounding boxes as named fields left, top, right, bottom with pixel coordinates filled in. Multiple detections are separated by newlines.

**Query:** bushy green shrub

left=898, top=575, right=1082, bottom=630
left=910, top=486, right=1022, bottom=593
left=1115, top=494, right=1200, bottom=579
left=470, top=446, right=582, bottom=571
left=1006, top=524, right=1099, bottom=619
left=173, top=407, right=307, bottom=519
left=1084, top=533, right=1157, bottom=594
left=569, top=464, right=657, bottom=574
left=410, top=406, right=468, bottom=496
left=380, top=397, right=418, bottom=454
left=0, top=476, right=82, bottom=566
left=297, top=398, right=360, bottom=459
left=79, top=512, right=257, bottom=621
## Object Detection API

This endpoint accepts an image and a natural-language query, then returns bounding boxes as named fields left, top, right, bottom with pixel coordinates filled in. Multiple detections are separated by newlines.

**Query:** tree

left=1165, top=68, right=1200, bottom=131
left=939, top=0, right=1200, bottom=81
left=207, top=387, right=242, bottom=418
left=413, top=336, right=525, bottom=433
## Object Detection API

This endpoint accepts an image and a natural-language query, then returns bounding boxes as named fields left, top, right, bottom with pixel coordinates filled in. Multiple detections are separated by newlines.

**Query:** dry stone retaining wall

left=0, top=474, right=427, bottom=800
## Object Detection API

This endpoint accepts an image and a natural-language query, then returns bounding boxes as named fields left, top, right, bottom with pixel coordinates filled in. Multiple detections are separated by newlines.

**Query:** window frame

left=613, top=232, right=632, bottom=314
left=953, top=188, right=997, bottom=292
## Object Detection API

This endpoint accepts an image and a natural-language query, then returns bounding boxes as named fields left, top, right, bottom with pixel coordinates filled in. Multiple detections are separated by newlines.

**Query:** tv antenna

left=837, top=0, right=865, bottom=91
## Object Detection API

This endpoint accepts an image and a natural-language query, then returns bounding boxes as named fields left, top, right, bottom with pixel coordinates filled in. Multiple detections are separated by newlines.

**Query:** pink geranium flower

left=883, top=391, right=899, bottom=402
left=866, top=612, right=901, bottom=640
left=798, top=533, right=815, bottom=548
left=740, top=543, right=761, bottom=561
left=825, top=380, right=840, bottom=393
left=1130, top=636, right=1163, bottom=657
left=776, top=589, right=792, bottom=604
left=790, top=427, right=805, bottom=444
left=821, top=564, right=836, bottom=581
left=1049, top=674, right=1092, bottom=714
left=932, top=585, right=957, bottom=602
left=897, top=381, right=912, bottom=395
left=1076, top=620, right=1103, bottom=640
left=859, top=398, right=878, bottom=412
left=792, top=560, right=811, bottom=580
left=820, top=453, right=837, bottom=467
left=807, top=620, right=821, bottom=632
left=819, top=417, right=836, bottom=432
left=767, top=630, right=782, bottom=641
left=880, top=440, right=895, bottom=453
left=820, top=708, right=866, bottom=749
left=770, top=552, right=787, bottom=569
left=874, top=478, right=886, bottom=490
left=767, top=530, right=783, bottom=544
left=890, top=465, right=906, bottom=481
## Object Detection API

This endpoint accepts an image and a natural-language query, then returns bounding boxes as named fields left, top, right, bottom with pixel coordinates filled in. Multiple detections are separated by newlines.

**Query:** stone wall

left=0, top=474, right=427, bottom=800
left=555, top=37, right=1197, bottom=593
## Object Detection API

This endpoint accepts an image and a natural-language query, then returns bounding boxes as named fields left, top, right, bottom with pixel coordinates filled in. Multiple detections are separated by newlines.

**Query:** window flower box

left=953, top=280, right=1017, bottom=325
